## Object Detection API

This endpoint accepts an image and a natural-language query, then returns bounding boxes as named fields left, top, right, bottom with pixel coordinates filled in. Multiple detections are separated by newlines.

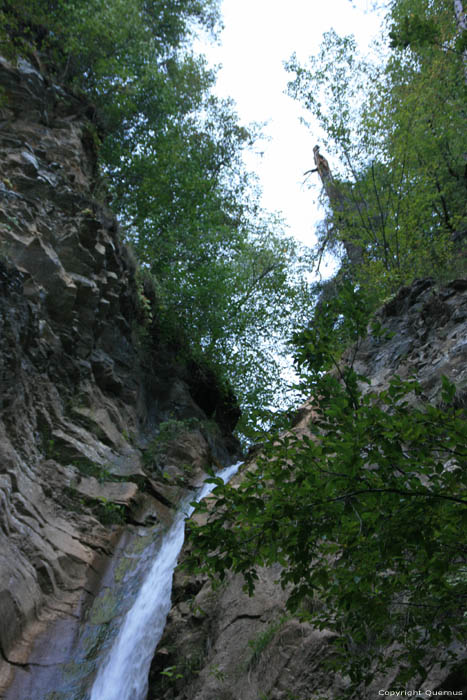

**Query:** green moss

left=88, top=588, right=120, bottom=625
left=113, top=554, right=138, bottom=583
left=93, top=498, right=125, bottom=525
left=131, top=530, right=159, bottom=555
left=72, top=458, right=114, bottom=482
left=81, top=623, right=111, bottom=661
left=61, top=658, right=96, bottom=682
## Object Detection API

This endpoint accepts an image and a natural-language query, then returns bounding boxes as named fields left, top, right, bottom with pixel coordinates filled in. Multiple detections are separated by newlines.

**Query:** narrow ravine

left=89, top=462, right=242, bottom=700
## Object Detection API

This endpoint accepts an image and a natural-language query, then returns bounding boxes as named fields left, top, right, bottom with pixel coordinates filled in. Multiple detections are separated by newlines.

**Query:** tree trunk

left=311, top=146, right=364, bottom=269
left=453, top=0, right=467, bottom=83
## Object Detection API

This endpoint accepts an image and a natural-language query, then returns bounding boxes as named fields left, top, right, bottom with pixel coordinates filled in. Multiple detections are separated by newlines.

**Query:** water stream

left=89, top=461, right=242, bottom=700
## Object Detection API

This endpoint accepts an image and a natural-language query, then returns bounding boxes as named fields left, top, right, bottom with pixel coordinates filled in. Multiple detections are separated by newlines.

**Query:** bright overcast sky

left=195, top=0, right=384, bottom=253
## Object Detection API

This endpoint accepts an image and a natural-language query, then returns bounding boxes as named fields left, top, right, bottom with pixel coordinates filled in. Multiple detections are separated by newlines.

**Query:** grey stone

left=0, top=54, right=240, bottom=699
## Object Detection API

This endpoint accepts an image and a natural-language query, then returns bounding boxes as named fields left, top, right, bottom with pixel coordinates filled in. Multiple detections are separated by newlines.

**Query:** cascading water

left=89, top=461, right=242, bottom=700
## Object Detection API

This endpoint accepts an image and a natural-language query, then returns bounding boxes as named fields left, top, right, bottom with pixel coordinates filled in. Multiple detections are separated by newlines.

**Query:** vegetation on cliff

left=188, top=282, right=467, bottom=693
left=1, top=0, right=464, bottom=433
left=286, top=0, right=466, bottom=302
left=186, top=0, right=467, bottom=694
left=0, top=0, right=312, bottom=433
left=1, top=0, right=466, bottom=693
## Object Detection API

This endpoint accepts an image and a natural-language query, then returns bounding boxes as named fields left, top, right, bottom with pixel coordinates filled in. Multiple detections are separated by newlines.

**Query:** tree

left=286, top=0, right=466, bottom=301
left=186, top=1, right=467, bottom=682
left=1, top=0, right=315, bottom=433
left=187, top=283, right=467, bottom=694
left=107, top=85, right=313, bottom=432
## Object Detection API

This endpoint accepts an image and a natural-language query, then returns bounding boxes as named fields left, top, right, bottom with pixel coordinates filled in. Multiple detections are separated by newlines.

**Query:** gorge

left=0, top=2, right=467, bottom=697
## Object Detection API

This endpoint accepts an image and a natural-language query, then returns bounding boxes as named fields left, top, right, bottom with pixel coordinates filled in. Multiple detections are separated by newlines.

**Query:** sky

left=195, top=0, right=384, bottom=257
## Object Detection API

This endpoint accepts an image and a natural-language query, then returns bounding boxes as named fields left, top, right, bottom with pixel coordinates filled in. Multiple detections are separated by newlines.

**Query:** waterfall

left=89, top=461, right=242, bottom=700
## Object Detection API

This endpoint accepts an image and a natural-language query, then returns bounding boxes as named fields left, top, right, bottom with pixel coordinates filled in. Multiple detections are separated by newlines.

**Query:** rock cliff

left=148, top=277, right=467, bottom=700
left=0, top=50, right=466, bottom=700
left=0, top=55, right=240, bottom=697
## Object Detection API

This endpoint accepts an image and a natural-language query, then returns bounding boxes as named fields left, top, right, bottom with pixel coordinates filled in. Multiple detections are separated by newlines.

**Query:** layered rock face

left=0, top=56, right=240, bottom=696
left=148, top=277, right=467, bottom=700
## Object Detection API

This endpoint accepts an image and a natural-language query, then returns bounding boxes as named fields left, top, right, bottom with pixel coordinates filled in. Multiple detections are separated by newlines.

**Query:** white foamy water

left=89, top=462, right=242, bottom=700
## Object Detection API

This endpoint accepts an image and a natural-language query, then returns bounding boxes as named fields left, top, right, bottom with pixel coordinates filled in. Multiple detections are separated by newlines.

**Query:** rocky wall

left=0, top=55, right=240, bottom=697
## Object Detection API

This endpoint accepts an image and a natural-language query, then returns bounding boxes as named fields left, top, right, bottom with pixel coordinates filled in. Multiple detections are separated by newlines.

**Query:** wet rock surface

left=0, top=56, right=240, bottom=698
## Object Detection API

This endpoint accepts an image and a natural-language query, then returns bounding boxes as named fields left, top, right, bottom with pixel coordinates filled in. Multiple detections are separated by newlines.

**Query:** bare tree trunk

left=309, top=146, right=364, bottom=269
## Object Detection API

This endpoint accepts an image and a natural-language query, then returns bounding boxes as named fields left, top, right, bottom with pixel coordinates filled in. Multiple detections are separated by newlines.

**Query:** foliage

left=1, top=0, right=315, bottom=432
left=94, top=498, right=126, bottom=525
left=245, top=617, right=287, bottom=671
left=187, top=284, right=467, bottom=693
left=292, top=281, right=376, bottom=378
left=129, top=182, right=313, bottom=434
left=208, top=664, right=226, bottom=682
left=72, top=458, right=113, bottom=483
left=286, top=0, right=466, bottom=304
left=160, top=665, right=184, bottom=681
left=159, top=654, right=204, bottom=691
left=389, top=13, right=440, bottom=49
